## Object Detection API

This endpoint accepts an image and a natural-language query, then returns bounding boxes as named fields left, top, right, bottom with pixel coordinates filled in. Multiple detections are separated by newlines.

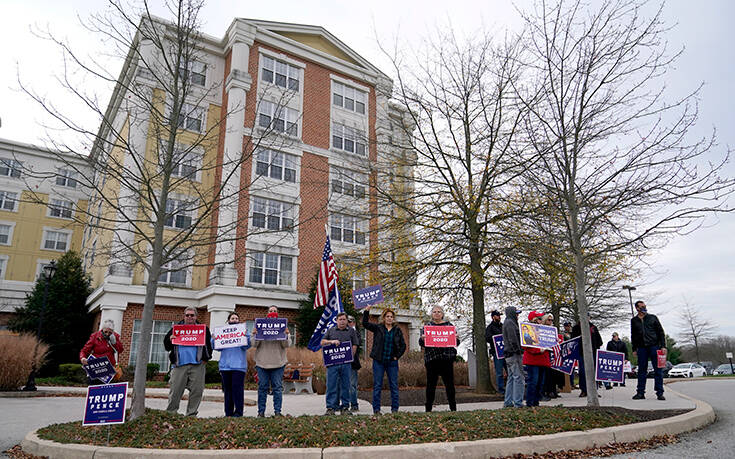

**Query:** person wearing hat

left=522, top=311, right=549, bottom=406
left=571, top=318, right=603, bottom=397
left=502, top=306, right=524, bottom=407
left=485, top=310, right=505, bottom=394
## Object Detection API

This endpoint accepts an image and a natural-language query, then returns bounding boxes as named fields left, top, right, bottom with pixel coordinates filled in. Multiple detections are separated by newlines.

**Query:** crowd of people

left=76, top=298, right=666, bottom=417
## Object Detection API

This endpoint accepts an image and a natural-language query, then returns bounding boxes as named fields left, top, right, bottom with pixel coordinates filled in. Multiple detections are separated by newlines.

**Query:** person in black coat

left=571, top=319, right=603, bottom=397
left=363, top=306, right=406, bottom=414
left=604, top=332, right=629, bottom=388
left=484, top=310, right=506, bottom=394
left=630, top=300, right=666, bottom=400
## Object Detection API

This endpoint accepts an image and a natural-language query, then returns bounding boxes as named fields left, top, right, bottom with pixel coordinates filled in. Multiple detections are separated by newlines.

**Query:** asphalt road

left=591, top=378, right=735, bottom=458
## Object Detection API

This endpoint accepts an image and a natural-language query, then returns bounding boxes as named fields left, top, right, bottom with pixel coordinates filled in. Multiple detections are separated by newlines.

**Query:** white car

left=668, top=363, right=707, bottom=378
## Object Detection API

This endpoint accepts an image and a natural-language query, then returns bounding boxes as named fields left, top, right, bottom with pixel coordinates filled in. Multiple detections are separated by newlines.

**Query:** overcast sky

left=1, top=1, right=733, bottom=343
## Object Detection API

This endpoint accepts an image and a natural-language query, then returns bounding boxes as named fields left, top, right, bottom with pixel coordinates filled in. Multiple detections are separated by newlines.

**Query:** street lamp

left=22, top=260, right=57, bottom=391
left=622, top=285, right=636, bottom=316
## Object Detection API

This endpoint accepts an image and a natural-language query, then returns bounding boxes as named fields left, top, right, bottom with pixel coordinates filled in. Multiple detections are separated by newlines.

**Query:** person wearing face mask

left=631, top=300, right=666, bottom=401
left=213, top=311, right=251, bottom=417
left=253, top=305, right=290, bottom=417
left=419, top=305, right=459, bottom=412
left=363, top=305, right=406, bottom=415
left=80, top=319, right=124, bottom=384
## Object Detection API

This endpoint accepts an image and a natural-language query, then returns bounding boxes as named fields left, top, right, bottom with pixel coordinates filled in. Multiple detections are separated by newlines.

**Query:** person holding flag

left=307, top=231, right=344, bottom=352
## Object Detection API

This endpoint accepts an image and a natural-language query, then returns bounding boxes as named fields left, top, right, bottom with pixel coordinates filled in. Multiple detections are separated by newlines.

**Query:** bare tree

left=18, top=0, right=305, bottom=419
left=374, top=28, right=533, bottom=392
left=516, top=0, right=734, bottom=405
left=677, top=299, right=718, bottom=364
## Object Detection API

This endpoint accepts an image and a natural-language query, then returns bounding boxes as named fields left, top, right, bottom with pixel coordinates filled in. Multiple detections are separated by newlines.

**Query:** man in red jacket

left=522, top=311, right=549, bottom=407
left=79, top=320, right=124, bottom=383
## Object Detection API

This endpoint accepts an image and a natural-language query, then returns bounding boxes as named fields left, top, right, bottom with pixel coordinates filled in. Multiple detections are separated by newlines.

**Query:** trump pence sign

left=171, top=324, right=206, bottom=346
left=83, top=382, right=128, bottom=426
left=424, top=325, right=457, bottom=347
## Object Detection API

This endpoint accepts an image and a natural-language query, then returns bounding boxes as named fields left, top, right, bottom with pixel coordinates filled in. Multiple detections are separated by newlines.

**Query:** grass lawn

left=36, top=406, right=686, bottom=450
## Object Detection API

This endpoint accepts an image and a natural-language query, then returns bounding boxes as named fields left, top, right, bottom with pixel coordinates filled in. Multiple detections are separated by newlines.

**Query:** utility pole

left=622, top=285, right=636, bottom=316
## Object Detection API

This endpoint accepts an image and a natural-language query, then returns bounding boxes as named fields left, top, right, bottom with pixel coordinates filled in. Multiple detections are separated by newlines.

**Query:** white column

left=207, top=299, right=237, bottom=361
left=99, top=304, right=126, bottom=333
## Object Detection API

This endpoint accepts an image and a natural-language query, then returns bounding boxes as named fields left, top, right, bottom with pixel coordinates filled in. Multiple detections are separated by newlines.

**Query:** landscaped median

left=19, top=400, right=715, bottom=458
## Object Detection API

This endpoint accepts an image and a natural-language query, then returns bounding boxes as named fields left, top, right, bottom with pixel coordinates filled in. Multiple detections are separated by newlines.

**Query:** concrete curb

left=20, top=386, right=715, bottom=459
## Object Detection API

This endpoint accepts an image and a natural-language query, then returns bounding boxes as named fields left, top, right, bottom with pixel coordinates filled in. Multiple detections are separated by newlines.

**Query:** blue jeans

left=504, top=354, right=524, bottom=407
left=493, top=356, right=505, bottom=393
left=578, top=355, right=587, bottom=392
left=220, top=370, right=245, bottom=417
left=350, top=368, right=359, bottom=408
left=372, top=359, right=399, bottom=413
left=524, top=365, right=542, bottom=406
left=636, top=346, right=664, bottom=396
left=326, top=363, right=351, bottom=410
left=256, top=365, right=284, bottom=415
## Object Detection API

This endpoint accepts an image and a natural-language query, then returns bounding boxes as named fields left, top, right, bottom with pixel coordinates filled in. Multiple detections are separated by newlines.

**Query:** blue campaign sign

left=352, top=285, right=384, bottom=310
left=551, top=336, right=581, bottom=375
left=519, top=322, right=559, bottom=350
left=596, top=349, right=625, bottom=383
left=322, top=341, right=354, bottom=367
left=492, top=334, right=505, bottom=359
left=83, top=382, right=128, bottom=426
left=83, top=356, right=116, bottom=384
left=255, top=318, right=288, bottom=340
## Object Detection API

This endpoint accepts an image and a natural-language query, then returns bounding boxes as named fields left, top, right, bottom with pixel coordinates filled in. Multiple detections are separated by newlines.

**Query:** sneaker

left=657, top=394, right=666, bottom=401
left=324, top=409, right=336, bottom=416
left=351, top=406, right=359, bottom=412
left=579, top=392, right=587, bottom=397
left=257, top=412, right=265, bottom=418
left=340, top=410, right=352, bottom=415
left=273, top=412, right=283, bottom=417
left=540, top=396, right=551, bottom=402
left=632, top=393, right=645, bottom=400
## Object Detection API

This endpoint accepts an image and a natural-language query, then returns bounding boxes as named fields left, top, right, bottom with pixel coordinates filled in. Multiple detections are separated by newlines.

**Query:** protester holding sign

left=572, top=318, right=603, bottom=398
left=212, top=312, right=251, bottom=417
left=363, top=306, right=406, bottom=415
left=605, top=332, right=629, bottom=388
left=484, top=310, right=505, bottom=395
left=253, top=306, right=290, bottom=417
left=540, top=313, right=562, bottom=400
left=630, top=300, right=666, bottom=401
left=419, top=305, right=459, bottom=412
left=522, top=311, right=550, bottom=407
left=163, top=307, right=213, bottom=416
left=79, top=320, right=124, bottom=384
left=321, top=312, right=359, bottom=415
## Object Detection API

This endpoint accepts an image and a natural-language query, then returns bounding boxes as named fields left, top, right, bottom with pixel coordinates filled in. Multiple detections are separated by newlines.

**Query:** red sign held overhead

left=424, top=325, right=457, bottom=347
left=171, top=324, right=206, bottom=346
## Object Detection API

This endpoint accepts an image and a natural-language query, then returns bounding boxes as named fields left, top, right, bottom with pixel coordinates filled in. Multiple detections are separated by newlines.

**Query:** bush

left=0, top=334, right=49, bottom=390
left=146, top=363, right=160, bottom=380
left=205, top=360, right=221, bottom=383
left=58, top=363, right=87, bottom=384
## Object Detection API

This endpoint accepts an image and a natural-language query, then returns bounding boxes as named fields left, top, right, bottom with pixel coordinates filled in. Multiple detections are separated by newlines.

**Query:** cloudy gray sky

left=1, top=1, right=732, bottom=342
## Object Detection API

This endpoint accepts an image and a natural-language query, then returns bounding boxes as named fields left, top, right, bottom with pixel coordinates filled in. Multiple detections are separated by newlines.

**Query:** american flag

left=552, top=343, right=563, bottom=367
left=314, top=234, right=338, bottom=308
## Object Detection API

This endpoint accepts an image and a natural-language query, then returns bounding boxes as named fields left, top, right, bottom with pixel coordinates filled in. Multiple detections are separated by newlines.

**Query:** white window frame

left=260, top=55, right=301, bottom=92
left=332, top=122, right=367, bottom=156
left=331, top=167, right=367, bottom=199
left=55, top=168, right=78, bottom=188
left=0, top=158, right=22, bottom=178
left=255, top=149, right=297, bottom=183
left=0, top=190, right=18, bottom=212
left=164, top=196, right=196, bottom=230
left=257, top=100, right=300, bottom=137
left=157, top=251, right=192, bottom=287
left=0, top=221, right=16, bottom=246
left=41, top=228, right=72, bottom=252
left=161, top=142, right=203, bottom=181
left=35, top=259, right=53, bottom=279
left=0, top=255, right=8, bottom=280
left=333, top=81, right=367, bottom=115
left=330, top=213, right=366, bottom=245
left=176, top=102, right=206, bottom=133
left=47, top=198, right=74, bottom=219
left=179, top=60, right=207, bottom=86
left=251, top=196, right=295, bottom=232
left=248, top=251, right=293, bottom=287
left=129, top=319, right=174, bottom=372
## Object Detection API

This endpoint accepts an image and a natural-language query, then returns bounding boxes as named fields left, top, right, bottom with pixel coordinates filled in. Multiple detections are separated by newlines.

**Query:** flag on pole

left=307, top=283, right=344, bottom=351
left=307, top=231, right=344, bottom=351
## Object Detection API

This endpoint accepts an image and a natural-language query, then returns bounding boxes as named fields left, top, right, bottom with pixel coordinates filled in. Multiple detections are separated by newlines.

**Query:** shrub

left=205, top=360, right=221, bottom=383
left=0, top=334, right=49, bottom=390
left=58, top=363, right=86, bottom=383
left=146, top=363, right=160, bottom=380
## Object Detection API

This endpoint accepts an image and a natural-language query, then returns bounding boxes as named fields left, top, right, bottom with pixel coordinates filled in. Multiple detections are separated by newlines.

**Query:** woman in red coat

left=522, top=311, right=550, bottom=407
left=79, top=320, right=124, bottom=368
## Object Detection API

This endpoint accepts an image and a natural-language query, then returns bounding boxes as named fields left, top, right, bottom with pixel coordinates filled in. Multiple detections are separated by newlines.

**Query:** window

left=0, top=223, right=14, bottom=245
left=251, top=197, right=294, bottom=232
left=0, top=158, right=22, bottom=178
left=48, top=198, right=74, bottom=219
left=261, top=55, right=300, bottom=92
left=0, top=256, right=7, bottom=280
left=42, top=230, right=70, bottom=251
left=164, top=197, right=193, bottom=229
left=164, top=143, right=202, bottom=180
left=333, top=82, right=367, bottom=114
left=129, top=320, right=174, bottom=372
left=249, top=252, right=293, bottom=286
left=158, top=254, right=188, bottom=286
left=0, top=191, right=17, bottom=212
left=332, top=168, right=367, bottom=199
left=255, top=149, right=297, bottom=183
left=176, top=103, right=205, bottom=133
left=55, top=168, right=78, bottom=188
left=332, top=123, right=366, bottom=155
left=179, top=61, right=207, bottom=86
left=330, top=213, right=366, bottom=245
left=258, top=100, right=299, bottom=136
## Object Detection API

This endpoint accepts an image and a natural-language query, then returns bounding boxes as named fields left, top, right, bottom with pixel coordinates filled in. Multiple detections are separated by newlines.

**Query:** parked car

left=645, top=360, right=673, bottom=378
left=713, top=363, right=734, bottom=375
left=668, top=363, right=707, bottom=378
left=700, top=361, right=714, bottom=375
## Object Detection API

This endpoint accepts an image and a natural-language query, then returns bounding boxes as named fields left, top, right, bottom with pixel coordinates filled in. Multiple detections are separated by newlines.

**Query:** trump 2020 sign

left=83, top=382, right=128, bottom=426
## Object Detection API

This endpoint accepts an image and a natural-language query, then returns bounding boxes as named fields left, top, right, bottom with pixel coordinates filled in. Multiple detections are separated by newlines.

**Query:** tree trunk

left=469, top=235, right=492, bottom=393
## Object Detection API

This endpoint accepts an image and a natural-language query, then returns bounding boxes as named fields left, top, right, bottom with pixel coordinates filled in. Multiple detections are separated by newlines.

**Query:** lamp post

left=22, top=260, right=56, bottom=391
left=622, top=285, right=636, bottom=316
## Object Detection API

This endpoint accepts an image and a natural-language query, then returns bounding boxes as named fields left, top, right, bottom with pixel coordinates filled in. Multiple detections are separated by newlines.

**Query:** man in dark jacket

left=485, top=310, right=505, bottom=394
left=605, top=332, right=629, bottom=388
left=163, top=307, right=213, bottom=416
left=631, top=300, right=666, bottom=400
left=572, top=319, right=603, bottom=397
left=502, top=306, right=524, bottom=407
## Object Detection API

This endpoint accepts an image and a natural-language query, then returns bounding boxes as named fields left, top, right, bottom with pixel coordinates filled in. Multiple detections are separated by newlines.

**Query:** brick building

left=82, top=18, right=421, bottom=371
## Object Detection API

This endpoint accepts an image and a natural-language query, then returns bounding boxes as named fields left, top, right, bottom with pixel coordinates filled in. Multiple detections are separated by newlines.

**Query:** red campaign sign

left=171, top=324, right=206, bottom=346
left=424, top=325, right=457, bottom=347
